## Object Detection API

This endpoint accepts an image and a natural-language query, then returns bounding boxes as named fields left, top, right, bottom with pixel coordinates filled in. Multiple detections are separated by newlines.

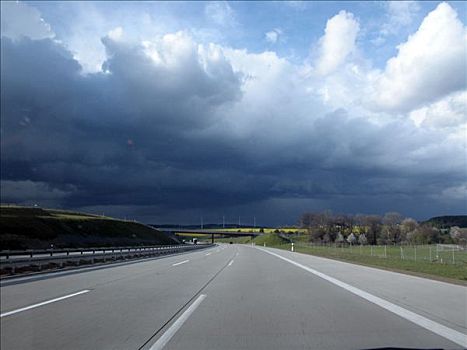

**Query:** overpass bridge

left=158, top=228, right=262, bottom=243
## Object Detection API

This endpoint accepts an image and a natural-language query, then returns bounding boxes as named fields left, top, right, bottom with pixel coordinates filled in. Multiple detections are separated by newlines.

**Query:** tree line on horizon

left=299, top=211, right=467, bottom=246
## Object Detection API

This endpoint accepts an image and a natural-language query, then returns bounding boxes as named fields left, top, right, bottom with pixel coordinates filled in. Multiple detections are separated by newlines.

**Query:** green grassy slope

left=252, top=232, right=290, bottom=246
left=1, top=206, right=178, bottom=249
left=213, top=232, right=290, bottom=245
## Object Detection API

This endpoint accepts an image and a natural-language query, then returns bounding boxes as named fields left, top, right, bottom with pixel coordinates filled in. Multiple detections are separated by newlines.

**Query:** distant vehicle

left=229, top=241, right=233, bottom=244
left=193, top=238, right=198, bottom=245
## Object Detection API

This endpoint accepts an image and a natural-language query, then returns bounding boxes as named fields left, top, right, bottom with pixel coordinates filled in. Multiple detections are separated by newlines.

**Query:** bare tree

left=450, top=226, right=467, bottom=246
left=347, top=232, right=357, bottom=245
left=362, top=215, right=382, bottom=245
left=299, top=212, right=314, bottom=231
left=335, top=232, right=344, bottom=244
left=301, top=211, right=333, bottom=242
left=383, top=212, right=403, bottom=243
left=383, top=212, right=403, bottom=225
left=358, top=233, right=368, bottom=245
left=408, top=225, right=440, bottom=244
left=400, top=218, right=418, bottom=242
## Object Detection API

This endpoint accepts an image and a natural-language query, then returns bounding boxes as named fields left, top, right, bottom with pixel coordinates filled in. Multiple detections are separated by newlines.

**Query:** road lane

left=260, top=246, right=467, bottom=335
left=257, top=247, right=466, bottom=347
left=148, top=294, right=207, bottom=350
left=161, top=245, right=463, bottom=350
left=1, top=245, right=233, bottom=350
left=0, top=245, right=217, bottom=311
left=0, top=290, right=90, bottom=318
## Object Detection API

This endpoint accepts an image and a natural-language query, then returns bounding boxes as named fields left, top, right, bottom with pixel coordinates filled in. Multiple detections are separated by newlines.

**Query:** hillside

left=423, top=215, right=467, bottom=228
left=252, top=232, right=290, bottom=246
left=1, top=206, right=178, bottom=250
left=215, top=232, right=290, bottom=245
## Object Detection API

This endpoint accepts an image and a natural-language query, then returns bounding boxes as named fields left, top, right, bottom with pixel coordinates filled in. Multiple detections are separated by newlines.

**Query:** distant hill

left=423, top=215, right=467, bottom=228
left=1, top=206, right=178, bottom=250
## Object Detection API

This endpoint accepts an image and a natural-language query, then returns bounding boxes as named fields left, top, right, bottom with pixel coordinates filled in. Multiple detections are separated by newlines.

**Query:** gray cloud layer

left=1, top=14, right=465, bottom=224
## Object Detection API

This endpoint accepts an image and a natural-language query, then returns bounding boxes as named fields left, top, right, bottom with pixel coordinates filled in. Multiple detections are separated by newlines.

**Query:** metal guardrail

left=0, top=244, right=213, bottom=274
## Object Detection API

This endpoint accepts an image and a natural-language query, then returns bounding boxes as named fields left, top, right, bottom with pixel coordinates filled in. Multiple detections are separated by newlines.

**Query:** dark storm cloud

left=0, top=36, right=258, bottom=211
left=1, top=35, right=465, bottom=224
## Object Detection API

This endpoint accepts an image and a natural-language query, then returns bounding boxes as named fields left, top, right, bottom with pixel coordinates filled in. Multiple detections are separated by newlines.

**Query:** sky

left=1, top=1, right=466, bottom=226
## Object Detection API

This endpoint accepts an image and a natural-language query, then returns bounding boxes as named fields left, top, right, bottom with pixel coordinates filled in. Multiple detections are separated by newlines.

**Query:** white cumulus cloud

left=371, top=2, right=466, bottom=112
left=409, top=91, right=467, bottom=128
left=265, top=28, right=282, bottom=44
left=108, top=26, right=124, bottom=41
left=316, top=10, right=360, bottom=75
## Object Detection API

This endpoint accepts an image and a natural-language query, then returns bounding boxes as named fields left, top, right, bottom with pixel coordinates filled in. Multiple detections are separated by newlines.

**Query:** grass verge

left=266, top=242, right=467, bottom=284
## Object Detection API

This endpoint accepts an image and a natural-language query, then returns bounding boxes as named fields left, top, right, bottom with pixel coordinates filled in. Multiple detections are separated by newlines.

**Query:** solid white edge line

left=228, top=259, right=234, bottom=266
left=149, top=294, right=207, bottom=350
left=172, top=260, right=189, bottom=266
left=0, top=290, right=90, bottom=318
left=256, top=247, right=467, bottom=348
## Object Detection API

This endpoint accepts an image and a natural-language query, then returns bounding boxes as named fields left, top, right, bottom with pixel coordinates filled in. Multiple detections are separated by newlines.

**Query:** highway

left=1, top=244, right=466, bottom=349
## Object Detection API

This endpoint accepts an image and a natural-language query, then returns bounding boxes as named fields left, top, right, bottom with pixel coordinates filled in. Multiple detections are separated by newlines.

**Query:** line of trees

left=299, top=211, right=466, bottom=245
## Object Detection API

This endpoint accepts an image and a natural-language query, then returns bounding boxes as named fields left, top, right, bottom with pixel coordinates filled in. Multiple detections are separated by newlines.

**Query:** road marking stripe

left=257, top=248, right=467, bottom=348
left=149, top=294, right=207, bottom=350
left=205, top=252, right=211, bottom=256
left=0, top=290, right=90, bottom=318
left=172, top=260, right=189, bottom=266
left=228, top=259, right=234, bottom=266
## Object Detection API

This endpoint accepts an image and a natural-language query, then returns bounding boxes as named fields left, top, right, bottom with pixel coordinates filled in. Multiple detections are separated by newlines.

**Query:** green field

left=1, top=206, right=178, bottom=249
left=202, top=227, right=306, bottom=234
left=176, top=233, right=224, bottom=238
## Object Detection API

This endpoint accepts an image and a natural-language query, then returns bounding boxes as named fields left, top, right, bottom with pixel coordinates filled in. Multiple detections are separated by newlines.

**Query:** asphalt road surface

left=1, top=244, right=466, bottom=349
